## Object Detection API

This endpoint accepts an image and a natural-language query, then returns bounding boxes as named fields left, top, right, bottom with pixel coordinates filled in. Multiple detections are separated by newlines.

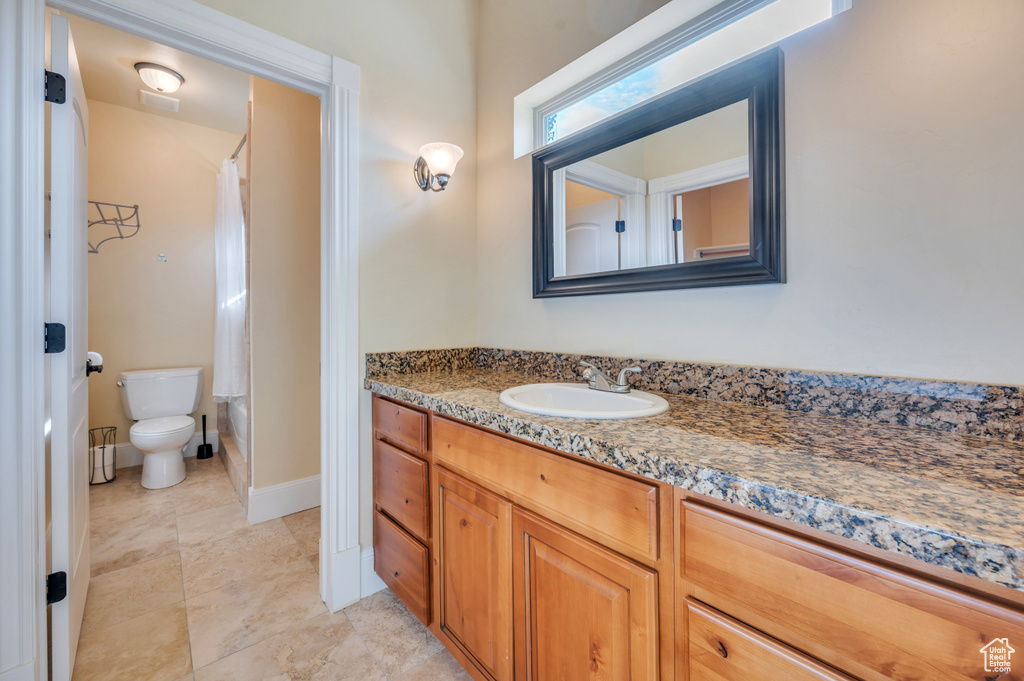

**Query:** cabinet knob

left=393, top=571, right=400, bottom=578
left=716, top=640, right=728, bottom=658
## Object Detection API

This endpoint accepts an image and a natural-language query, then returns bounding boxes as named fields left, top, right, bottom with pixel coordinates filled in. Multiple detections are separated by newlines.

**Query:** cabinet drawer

left=434, top=416, right=659, bottom=562
left=373, top=439, right=429, bottom=541
left=683, top=502, right=1024, bottom=681
left=373, top=395, right=428, bottom=456
left=373, top=510, right=430, bottom=625
left=686, top=599, right=854, bottom=681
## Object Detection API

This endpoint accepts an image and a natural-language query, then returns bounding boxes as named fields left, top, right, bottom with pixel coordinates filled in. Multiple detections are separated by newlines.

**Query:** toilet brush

left=197, top=415, right=213, bottom=459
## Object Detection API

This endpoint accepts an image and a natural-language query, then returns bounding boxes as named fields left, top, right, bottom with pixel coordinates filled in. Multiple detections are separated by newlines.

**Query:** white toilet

left=118, top=367, right=203, bottom=489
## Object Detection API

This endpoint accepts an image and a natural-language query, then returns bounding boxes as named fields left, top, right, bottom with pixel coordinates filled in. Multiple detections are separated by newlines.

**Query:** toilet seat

left=130, top=415, right=195, bottom=442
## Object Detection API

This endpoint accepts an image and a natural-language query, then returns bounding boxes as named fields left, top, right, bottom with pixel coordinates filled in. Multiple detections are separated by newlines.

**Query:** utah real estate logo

left=981, top=638, right=1015, bottom=675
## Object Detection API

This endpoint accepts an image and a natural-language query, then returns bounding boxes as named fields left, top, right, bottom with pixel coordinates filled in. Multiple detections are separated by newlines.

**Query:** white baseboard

left=361, top=547, right=386, bottom=598
left=247, top=474, right=320, bottom=525
left=322, top=544, right=361, bottom=613
left=110, top=429, right=219, bottom=469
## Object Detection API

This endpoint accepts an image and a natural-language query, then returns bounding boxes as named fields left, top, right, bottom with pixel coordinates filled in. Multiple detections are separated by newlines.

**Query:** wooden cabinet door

left=513, top=509, right=660, bottom=681
left=436, top=468, right=513, bottom=681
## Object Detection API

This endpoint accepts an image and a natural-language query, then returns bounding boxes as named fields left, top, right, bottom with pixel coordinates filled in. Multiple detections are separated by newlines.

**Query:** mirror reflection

left=555, top=100, right=749, bottom=277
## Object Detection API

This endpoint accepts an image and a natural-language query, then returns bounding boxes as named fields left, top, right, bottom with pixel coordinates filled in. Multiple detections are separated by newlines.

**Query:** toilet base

left=141, top=447, right=187, bottom=489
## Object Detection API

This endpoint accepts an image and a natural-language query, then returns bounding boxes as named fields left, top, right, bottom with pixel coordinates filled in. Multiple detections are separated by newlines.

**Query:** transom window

left=538, top=0, right=845, bottom=147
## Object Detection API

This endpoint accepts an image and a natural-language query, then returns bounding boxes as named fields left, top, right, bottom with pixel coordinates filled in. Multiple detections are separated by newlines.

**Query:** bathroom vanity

left=368, top=357, right=1024, bottom=681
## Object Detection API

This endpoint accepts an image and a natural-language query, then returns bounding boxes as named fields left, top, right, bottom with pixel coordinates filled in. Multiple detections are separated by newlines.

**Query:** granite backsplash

left=365, top=348, right=1024, bottom=443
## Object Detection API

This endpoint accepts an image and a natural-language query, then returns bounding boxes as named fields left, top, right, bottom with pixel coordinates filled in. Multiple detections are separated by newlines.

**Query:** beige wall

left=87, top=100, right=239, bottom=437
left=249, top=77, right=321, bottom=489
left=679, top=188, right=710, bottom=260
left=477, top=0, right=1024, bottom=386
left=566, top=181, right=616, bottom=210
left=709, top=179, right=748, bottom=246
left=641, top=100, right=747, bottom=179
left=589, top=99, right=748, bottom=180
left=679, top=178, right=750, bottom=260
left=193, top=0, right=479, bottom=544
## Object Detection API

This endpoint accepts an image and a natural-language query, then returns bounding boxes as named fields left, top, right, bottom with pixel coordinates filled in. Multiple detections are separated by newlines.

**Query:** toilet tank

left=119, top=367, right=203, bottom=420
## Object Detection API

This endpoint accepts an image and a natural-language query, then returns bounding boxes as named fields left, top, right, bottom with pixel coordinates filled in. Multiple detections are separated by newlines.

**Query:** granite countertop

left=365, top=368, right=1024, bottom=593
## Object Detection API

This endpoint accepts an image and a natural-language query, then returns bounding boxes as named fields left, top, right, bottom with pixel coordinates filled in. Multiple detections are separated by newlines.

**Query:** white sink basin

left=499, top=383, right=669, bottom=420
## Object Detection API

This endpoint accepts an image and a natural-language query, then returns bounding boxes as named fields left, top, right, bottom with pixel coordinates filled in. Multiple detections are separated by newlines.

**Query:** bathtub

left=227, top=398, right=248, bottom=462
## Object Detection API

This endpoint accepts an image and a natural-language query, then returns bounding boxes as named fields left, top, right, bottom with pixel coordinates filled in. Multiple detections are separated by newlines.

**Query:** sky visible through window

left=546, top=61, right=675, bottom=144
left=545, top=0, right=834, bottom=144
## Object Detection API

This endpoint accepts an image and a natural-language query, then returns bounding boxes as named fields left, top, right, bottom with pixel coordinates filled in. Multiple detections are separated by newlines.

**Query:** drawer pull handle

left=394, top=571, right=400, bottom=578
left=460, top=519, right=468, bottom=527
left=716, top=640, right=728, bottom=659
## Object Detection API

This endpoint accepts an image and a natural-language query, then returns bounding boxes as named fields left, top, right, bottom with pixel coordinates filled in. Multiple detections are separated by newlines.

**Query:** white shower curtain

left=213, top=159, right=247, bottom=403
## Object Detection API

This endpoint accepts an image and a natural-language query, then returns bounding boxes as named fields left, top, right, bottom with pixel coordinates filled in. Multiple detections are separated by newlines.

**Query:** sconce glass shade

left=419, top=143, right=463, bottom=178
left=134, top=62, right=185, bottom=93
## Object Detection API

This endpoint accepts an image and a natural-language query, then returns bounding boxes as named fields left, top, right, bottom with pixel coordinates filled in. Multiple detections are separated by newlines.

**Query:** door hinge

left=44, top=323, right=66, bottom=354
left=44, top=70, right=66, bottom=104
left=46, top=571, right=67, bottom=605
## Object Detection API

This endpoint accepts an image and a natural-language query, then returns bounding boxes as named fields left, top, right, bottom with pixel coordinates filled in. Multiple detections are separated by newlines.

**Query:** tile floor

left=75, top=456, right=471, bottom=681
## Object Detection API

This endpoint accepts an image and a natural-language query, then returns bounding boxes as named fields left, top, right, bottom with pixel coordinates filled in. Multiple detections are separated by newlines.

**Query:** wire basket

left=89, top=426, right=117, bottom=485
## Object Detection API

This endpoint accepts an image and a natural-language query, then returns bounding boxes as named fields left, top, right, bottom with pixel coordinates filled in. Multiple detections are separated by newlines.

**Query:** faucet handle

left=617, top=366, right=641, bottom=387
left=579, top=361, right=614, bottom=390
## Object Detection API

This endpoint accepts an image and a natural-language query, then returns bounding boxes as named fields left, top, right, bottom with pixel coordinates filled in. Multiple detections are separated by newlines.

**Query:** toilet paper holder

left=89, top=426, right=117, bottom=485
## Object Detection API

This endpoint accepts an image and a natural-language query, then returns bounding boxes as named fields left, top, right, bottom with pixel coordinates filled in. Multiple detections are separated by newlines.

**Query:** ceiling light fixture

left=414, top=142, right=463, bottom=192
left=134, top=62, right=185, bottom=94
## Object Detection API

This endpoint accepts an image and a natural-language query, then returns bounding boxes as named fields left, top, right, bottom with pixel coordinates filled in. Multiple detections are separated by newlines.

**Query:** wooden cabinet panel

left=433, top=416, right=659, bottom=563
left=513, top=508, right=659, bottom=681
left=373, top=510, right=430, bottom=625
left=436, top=468, right=513, bottom=681
left=373, top=395, right=428, bottom=456
left=374, top=439, right=429, bottom=541
left=683, top=502, right=1024, bottom=681
left=686, top=599, right=855, bottom=681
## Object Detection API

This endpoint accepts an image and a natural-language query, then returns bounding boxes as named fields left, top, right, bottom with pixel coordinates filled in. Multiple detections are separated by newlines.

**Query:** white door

left=48, top=13, right=91, bottom=680
left=565, top=197, right=619, bottom=275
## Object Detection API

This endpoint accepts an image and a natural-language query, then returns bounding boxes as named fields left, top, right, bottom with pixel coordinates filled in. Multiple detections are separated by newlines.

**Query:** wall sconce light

left=414, top=142, right=463, bottom=192
left=134, top=62, right=185, bottom=93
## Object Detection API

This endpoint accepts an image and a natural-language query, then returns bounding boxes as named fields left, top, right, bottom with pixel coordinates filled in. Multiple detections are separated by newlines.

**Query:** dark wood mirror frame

left=533, top=47, right=785, bottom=298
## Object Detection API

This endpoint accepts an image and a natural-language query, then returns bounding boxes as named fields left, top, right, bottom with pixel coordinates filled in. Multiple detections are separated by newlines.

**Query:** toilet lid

left=131, top=415, right=195, bottom=436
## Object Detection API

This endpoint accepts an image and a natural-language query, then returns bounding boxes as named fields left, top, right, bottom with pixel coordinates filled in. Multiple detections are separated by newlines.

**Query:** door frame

left=0, top=0, right=361, bottom=678
left=552, top=160, right=647, bottom=276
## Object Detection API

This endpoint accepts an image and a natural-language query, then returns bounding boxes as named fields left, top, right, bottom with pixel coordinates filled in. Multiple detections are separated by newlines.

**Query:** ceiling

left=66, top=12, right=249, bottom=134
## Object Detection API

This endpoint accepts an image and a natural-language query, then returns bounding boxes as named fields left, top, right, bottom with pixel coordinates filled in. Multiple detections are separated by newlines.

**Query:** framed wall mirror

left=533, top=47, right=785, bottom=297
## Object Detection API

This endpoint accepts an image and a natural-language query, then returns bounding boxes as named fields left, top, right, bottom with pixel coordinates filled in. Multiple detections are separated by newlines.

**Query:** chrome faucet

left=580, top=361, right=641, bottom=393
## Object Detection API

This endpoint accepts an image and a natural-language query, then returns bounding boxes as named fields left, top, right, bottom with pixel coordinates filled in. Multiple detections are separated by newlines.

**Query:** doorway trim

left=0, top=0, right=361, bottom=677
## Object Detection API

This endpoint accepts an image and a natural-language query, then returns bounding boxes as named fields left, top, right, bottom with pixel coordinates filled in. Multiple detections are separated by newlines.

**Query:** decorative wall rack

left=88, top=200, right=141, bottom=254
